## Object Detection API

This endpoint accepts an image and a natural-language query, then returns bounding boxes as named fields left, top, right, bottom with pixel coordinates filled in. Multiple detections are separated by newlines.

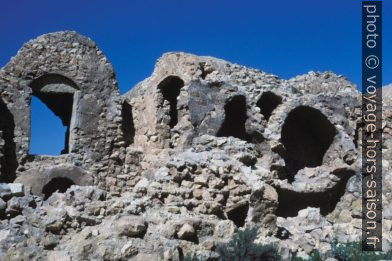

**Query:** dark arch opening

left=42, top=177, right=75, bottom=200
left=256, top=91, right=282, bottom=121
left=158, top=76, right=184, bottom=128
left=275, top=169, right=355, bottom=217
left=217, top=95, right=250, bottom=141
left=29, top=74, right=78, bottom=155
left=226, top=202, right=249, bottom=227
left=281, top=106, right=336, bottom=182
left=0, top=98, right=17, bottom=182
left=121, top=101, right=135, bottom=146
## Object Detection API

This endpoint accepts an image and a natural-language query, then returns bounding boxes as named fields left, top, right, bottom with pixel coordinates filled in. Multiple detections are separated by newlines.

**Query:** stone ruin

left=0, top=31, right=391, bottom=260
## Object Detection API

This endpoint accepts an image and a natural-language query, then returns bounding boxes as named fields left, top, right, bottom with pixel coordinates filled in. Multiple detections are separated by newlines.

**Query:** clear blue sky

left=1, top=0, right=390, bottom=155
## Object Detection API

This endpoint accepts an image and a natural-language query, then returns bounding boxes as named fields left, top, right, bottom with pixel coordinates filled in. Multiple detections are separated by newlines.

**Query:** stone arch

left=281, top=106, right=336, bottom=181
left=121, top=100, right=135, bottom=146
left=0, top=98, right=17, bottom=182
left=29, top=74, right=79, bottom=155
left=1, top=32, right=121, bottom=189
left=157, top=76, right=184, bottom=128
left=15, top=164, right=92, bottom=198
left=256, top=91, right=282, bottom=121
left=42, top=177, right=75, bottom=199
left=217, top=95, right=249, bottom=141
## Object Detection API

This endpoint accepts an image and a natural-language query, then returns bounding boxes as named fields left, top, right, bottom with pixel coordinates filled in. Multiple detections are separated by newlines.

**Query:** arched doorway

left=29, top=74, right=78, bottom=155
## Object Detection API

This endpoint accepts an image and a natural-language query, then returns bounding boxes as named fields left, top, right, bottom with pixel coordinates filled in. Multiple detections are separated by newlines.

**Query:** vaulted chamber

left=281, top=106, right=336, bottom=181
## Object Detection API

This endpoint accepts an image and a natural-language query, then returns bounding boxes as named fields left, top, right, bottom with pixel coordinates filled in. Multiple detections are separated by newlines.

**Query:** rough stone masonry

left=0, top=31, right=391, bottom=260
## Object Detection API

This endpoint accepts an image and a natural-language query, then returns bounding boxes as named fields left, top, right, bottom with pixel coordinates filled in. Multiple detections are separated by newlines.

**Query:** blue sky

left=1, top=0, right=390, bottom=155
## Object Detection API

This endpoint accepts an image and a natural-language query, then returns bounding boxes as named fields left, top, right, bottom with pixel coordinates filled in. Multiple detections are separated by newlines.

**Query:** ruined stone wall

left=1, top=31, right=392, bottom=260
left=125, top=53, right=286, bottom=152
left=117, top=52, right=374, bottom=247
left=0, top=32, right=363, bottom=200
left=125, top=53, right=360, bottom=153
left=122, top=53, right=361, bottom=194
left=0, top=32, right=124, bottom=193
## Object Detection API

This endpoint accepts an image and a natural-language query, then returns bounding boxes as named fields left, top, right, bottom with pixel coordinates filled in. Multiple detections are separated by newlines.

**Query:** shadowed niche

left=121, top=101, right=135, bottom=146
left=42, top=177, right=75, bottom=200
left=158, top=76, right=184, bottom=128
left=217, top=95, right=250, bottom=141
left=281, top=106, right=336, bottom=182
left=226, top=202, right=249, bottom=227
left=275, top=169, right=355, bottom=217
left=29, top=74, right=78, bottom=155
left=0, top=98, right=17, bottom=182
left=256, top=91, right=282, bottom=121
